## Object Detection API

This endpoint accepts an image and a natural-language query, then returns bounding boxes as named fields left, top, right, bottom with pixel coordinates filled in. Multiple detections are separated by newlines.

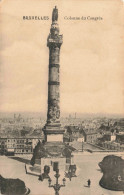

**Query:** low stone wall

left=87, top=142, right=105, bottom=150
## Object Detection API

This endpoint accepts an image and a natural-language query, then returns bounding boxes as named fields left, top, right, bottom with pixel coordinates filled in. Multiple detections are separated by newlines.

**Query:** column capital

left=47, top=35, right=63, bottom=48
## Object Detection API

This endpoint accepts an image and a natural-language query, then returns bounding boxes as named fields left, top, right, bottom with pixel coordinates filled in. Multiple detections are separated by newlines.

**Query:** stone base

left=47, top=134, right=63, bottom=142
left=30, top=141, right=76, bottom=166
left=43, top=124, right=65, bottom=142
left=25, top=164, right=41, bottom=176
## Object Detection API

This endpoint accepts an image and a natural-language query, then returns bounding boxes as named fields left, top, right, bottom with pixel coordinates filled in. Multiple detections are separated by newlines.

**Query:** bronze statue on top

left=52, top=6, right=58, bottom=22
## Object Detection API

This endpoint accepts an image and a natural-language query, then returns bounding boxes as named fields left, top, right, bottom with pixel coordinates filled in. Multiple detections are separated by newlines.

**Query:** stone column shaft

left=43, top=6, right=65, bottom=142
left=47, top=47, right=60, bottom=126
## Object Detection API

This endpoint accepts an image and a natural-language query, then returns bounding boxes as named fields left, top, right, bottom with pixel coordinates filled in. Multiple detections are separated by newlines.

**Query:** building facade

left=0, top=137, right=42, bottom=155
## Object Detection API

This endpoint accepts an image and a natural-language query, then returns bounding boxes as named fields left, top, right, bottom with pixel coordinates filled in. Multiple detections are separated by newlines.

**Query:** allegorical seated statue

left=99, top=155, right=124, bottom=191
left=0, top=175, right=30, bottom=195
left=30, top=141, right=47, bottom=166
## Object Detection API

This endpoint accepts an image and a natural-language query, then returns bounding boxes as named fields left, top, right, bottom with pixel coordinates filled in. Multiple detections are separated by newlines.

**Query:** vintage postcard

left=0, top=0, right=124, bottom=195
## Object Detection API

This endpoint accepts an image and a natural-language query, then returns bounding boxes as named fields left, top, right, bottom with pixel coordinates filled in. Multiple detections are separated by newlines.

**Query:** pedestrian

left=25, top=163, right=27, bottom=174
left=87, top=179, right=91, bottom=187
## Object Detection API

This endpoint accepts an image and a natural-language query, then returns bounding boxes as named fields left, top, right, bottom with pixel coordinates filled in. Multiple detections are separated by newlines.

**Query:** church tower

left=43, top=6, right=65, bottom=142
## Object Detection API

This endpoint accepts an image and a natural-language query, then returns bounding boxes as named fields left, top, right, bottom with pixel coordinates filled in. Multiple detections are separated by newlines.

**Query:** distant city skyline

left=0, top=111, right=123, bottom=119
left=0, top=0, right=124, bottom=115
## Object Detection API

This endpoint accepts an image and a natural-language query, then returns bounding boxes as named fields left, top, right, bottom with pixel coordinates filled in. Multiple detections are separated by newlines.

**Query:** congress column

left=43, top=6, right=65, bottom=142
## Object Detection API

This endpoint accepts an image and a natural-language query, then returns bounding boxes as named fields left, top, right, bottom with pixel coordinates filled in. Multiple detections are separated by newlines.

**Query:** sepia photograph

left=0, top=0, right=124, bottom=194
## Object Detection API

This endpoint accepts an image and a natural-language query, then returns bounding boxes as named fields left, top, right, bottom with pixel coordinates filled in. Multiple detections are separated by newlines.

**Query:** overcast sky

left=0, top=0, right=124, bottom=115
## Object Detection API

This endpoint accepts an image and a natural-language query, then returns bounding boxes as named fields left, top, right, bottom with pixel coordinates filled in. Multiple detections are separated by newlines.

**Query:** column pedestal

left=43, top=125, right=65, bottom=142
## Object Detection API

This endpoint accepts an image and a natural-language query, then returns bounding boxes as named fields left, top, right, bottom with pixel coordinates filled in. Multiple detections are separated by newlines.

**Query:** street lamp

left=48, top=169, right=66, bottom=195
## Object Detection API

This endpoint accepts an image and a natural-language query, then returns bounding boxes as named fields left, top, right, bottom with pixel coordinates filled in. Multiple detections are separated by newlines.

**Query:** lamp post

left=48, top=169, right=66, bottom=195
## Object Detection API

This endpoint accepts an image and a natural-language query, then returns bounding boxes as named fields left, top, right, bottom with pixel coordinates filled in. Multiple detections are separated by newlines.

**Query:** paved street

left=0, top=152, right=124, bottom=195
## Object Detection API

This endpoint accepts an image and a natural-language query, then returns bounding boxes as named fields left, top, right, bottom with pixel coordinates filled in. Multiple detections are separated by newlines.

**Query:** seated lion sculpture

left=99, top=155, right=124, bottom=191
left=0, top=175, right=30, bottom=195
left=39, top=165, right=50, bottom=181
